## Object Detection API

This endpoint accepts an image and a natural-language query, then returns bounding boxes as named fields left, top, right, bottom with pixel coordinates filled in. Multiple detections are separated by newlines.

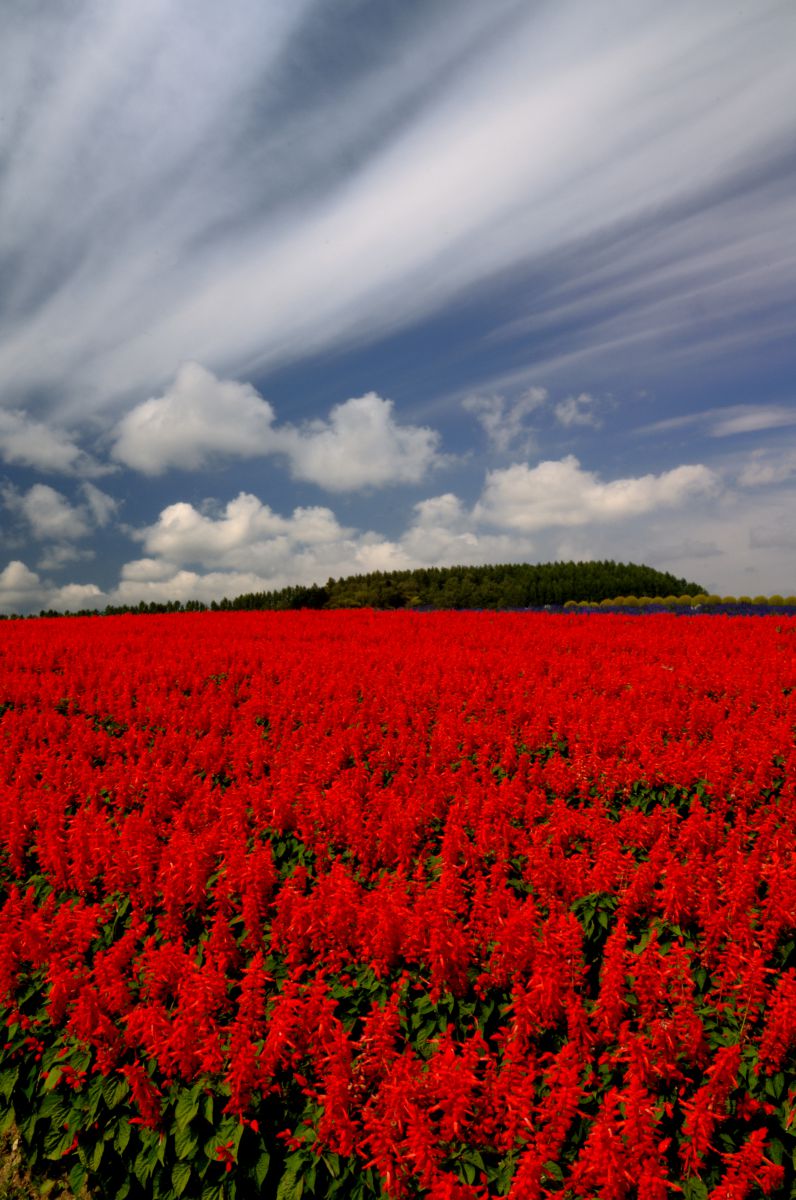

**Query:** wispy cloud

left=0, top=1, right=793, bottom=417
left=639, top=404, right=796, bottom=439
left=462, top=389, right=546, bottom=455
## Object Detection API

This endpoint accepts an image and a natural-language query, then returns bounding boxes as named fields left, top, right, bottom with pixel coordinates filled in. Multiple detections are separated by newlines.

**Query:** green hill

left=217, top=560, right=706, bottom=612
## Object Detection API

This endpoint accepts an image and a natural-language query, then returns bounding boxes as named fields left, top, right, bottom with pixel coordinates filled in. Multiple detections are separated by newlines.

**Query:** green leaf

left=42, top=1067, right=62, bottom=1092
left=71, top=1048, right=92, bottom=1073
left=216, top=1114, right=244, bottom=1154
left=175, top=1085, right=201, bottom=1131
left=39, top=1093, right=69, bottom=1123
left=255, top=1150, right=271, bottom=1187
left=681, top=1180, right=708, bottom=1200
left=321, top=1152, right=340, bottom=1180
left=277, top=1163, right=304, bottom=1200
left=172, top=1161, right=193, bottom=1197
left=0, top=1065, right=20, bottom=1100
left=133, top=1145, right=157, bottom=1185
left=69, top=1161, right=87, bottom=1194
left=85, top=1074, right=104, bottom=1121
left=44, top=1125, right=77, bottom=1160
left=175, top=1123, right=198, bottom=1160
left=114, top=1119, right=131, bottom=1154
left=103, top=1073, right=130, bottom=1107
left=90, top=1138, right=104, bottom=1170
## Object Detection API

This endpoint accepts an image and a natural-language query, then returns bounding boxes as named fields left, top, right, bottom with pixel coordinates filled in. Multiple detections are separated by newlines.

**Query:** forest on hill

left=214, top=560, right=704, bottom=612
left=22, top=561, right=709, bottom=618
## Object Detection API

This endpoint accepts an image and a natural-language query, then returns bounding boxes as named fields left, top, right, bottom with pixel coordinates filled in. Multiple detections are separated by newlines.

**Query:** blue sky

left=1, top=0, right=795, bottom=611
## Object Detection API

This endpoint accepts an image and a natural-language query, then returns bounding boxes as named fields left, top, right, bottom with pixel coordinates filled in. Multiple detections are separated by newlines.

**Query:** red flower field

left=0, top=610, right=795, bottom=1199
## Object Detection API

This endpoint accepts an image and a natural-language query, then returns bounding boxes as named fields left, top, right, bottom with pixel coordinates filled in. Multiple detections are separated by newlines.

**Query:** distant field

left=1, top=611, right=795, bottom=1198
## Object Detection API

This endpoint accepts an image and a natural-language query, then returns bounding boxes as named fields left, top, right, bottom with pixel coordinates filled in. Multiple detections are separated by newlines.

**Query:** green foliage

left=223, top=560, right=706, bottom=612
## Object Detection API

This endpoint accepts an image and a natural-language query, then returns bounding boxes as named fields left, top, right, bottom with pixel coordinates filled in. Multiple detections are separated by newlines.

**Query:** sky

left=1, top=0, right=795, bottom=613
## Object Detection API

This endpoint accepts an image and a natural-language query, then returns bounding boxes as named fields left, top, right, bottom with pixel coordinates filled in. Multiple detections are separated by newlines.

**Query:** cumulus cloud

left=111, top=365, right=443, bottom=489
left=48, top=582, right=106, bottom=611
left=111, top=363, right=276, bottom=474
left=3, top=446, right=794, bottom=612
left=0, top=557, right=108, bottom=614
left=0, top=561, right=45, bottom=612
left=473, top=455, right=719, bottom=531
left=2, top=483, right=118, bottom=580
left=3, top=482, right=118, bottom=542
left=4, top=484, right=92, bottom=541
left=119, top=456, right=722, bottom=603
left=279, top=393, right=442, bottom=491
left=0, top=408, right=106, bottom=476
left=132, top=492, right=359, bottom=579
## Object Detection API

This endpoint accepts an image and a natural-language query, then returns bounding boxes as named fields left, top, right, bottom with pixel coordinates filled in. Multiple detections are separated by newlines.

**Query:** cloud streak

left=639, top=404, right=796, bottom=439
left=0, top=1, right=793, bottom=417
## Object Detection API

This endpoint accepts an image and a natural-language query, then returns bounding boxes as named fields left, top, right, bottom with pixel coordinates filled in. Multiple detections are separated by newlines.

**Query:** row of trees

left=8, top=561, right=708, bottom=618
left=569, top=593, right=796, bottom=608
left=219, top=561, right=706, bottom=611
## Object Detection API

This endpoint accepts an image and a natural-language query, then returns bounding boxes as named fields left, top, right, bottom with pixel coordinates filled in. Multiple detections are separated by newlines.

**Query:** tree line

left=15, top=561, right=706, bottom=618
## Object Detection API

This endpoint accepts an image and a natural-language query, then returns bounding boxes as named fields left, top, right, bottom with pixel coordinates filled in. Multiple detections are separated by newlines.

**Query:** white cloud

left=119, top=557, right=181, bottom=584
left=738, top=449, right=796, bottom=487
left=112, top=456, right=723, bottom=605
left=553, top=392, right=601, bottom=428
left=111, top=362, right=276, bottom=474
left=79, top=481, right=119, bottom=526
left=398, top=493, right=519, bottom=566
left=4, top=484, right=92, bottom=541
left=711, top=406, right=796, bottom=438
left=0, top=408, right=106, bottom=476
left=110, top=569, right=272, bottom=608
left=639, top=404, right=796, bottom=439
left=3, top=482, right=118, bottom=543
left=133, top=492, right=358, bottom=579
left=0, top=3, right=793, bottom=412
left=47, top=582, right=106, bottom=611
left=463, top=389, right=545, bottom=454
left=0, top=557, right=107, bottom=613
left=474, top=455, right=719, bottom=531
left=279, top=393, right=442, bottom=491
left=3, top=450, right=796, bottom=612
left=111, top=365, right=443, bottom=489
left=0, top=561, right=45, bottom=613
left=36, top=545, right=95, bottom=572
